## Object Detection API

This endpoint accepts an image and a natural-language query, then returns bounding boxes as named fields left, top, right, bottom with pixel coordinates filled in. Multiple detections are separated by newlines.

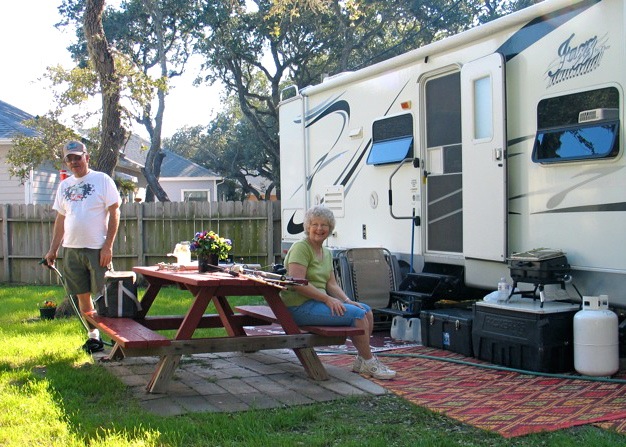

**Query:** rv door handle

left=423, top=170, right=430, bottom=178
left=494, top=148, right=503, bottom=161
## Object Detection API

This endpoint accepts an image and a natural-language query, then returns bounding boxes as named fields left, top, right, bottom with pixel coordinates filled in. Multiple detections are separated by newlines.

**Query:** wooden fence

left=0, top=201, right=281, bottom=286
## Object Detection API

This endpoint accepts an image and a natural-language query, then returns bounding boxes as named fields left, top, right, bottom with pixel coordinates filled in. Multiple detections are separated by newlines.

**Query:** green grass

left=1, top=285, right=625, bottom=447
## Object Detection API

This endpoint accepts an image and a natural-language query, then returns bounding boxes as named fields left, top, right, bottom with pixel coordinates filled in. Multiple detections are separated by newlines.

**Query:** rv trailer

left=278, top=0, right=625, bottom=307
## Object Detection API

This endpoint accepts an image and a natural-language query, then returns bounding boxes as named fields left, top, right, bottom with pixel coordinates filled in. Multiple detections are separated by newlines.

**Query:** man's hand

left=44, top=250, right=57, bottom=267
left=100, top=245, right=113, bottom=267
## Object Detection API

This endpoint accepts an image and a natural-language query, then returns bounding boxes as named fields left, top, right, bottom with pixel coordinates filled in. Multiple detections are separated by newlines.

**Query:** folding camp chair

left=336, top=248, right=465, bottom=324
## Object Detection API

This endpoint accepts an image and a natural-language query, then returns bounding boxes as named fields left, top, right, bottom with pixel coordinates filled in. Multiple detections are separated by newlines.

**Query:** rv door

left=461, top=53, right=507, bottom=262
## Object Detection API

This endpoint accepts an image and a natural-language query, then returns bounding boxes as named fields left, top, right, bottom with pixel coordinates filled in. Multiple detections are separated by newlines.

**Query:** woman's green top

left=280, top=239, right=333, bottom=307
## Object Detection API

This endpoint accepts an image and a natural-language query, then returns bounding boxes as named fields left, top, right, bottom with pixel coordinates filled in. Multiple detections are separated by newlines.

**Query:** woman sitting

left=281, top=205, right=396, bottom=380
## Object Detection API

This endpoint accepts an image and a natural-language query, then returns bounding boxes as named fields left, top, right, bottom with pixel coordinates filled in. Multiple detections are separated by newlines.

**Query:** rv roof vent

left=578, top=108, right=619, bottom=123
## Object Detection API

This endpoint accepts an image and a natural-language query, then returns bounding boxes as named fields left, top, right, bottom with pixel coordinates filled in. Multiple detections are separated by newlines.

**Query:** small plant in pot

left=189, top=230, right=232, bottom=273
left=39, top=300, right=57, bottom=320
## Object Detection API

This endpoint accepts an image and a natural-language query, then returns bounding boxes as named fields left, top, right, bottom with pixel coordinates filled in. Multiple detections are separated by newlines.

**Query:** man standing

left=45, top=140, right=122, bottom=352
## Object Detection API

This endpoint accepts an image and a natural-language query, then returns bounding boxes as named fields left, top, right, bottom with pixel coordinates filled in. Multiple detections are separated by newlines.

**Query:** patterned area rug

left=320, top=346, right=626, bottom=438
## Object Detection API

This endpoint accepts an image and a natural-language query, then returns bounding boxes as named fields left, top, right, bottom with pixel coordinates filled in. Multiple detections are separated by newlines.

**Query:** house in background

left=159, top=150, right=222, bottom=202
left=114, top=132, right=222, bottom=202
left=0, top=99, right=222, bottom=204
left=0, top=99, right=59, bottom=204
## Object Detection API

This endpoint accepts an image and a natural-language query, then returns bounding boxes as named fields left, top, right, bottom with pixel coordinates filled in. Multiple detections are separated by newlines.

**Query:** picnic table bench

left=87, top=266, right=365, bottom=393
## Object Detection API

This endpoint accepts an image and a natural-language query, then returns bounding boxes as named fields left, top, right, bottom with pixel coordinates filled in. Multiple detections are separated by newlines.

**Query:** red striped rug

left=320, top=346, right=626, bottom=438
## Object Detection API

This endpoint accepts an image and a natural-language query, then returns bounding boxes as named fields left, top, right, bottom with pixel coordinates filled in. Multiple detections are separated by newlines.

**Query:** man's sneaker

left=82, top=337, right=104, bottom=354
left=360, top=356, right=396, bottom=380
left=352, top=355, right=363, bottom=372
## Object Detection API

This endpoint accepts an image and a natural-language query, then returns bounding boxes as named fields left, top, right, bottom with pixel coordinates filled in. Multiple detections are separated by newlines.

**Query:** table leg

left=136, top=281, right=162, bottom=318
left=146, top=285, right=215, bottom=393
left=213, top=295, right=247, bottom=337
left=147, top=354, right=182, bottom=393
left=264, top=293, right=330, bottom=381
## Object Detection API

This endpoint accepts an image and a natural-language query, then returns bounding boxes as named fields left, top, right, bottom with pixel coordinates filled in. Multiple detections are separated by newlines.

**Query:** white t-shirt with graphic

left=53, top=170, right=121, bottom=249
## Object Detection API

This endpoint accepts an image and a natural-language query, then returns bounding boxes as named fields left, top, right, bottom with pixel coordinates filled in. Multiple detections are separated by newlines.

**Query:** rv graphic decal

left=496, top=0, right=599, bottom=62
left=286, top=213, right=304, bottom=235
left=546, top=33, right=609, bottom=87
left=544, top=165, right=623, bottom=209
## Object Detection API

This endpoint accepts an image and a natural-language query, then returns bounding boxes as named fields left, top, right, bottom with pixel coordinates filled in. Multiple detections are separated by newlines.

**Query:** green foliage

left=7, top=114, right=80, bottom=182
left=165, top=98, right=277, bottom=201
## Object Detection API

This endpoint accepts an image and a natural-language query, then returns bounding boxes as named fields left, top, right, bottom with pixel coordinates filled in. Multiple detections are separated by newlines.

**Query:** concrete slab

left=93, top=349, right=388, bottom=415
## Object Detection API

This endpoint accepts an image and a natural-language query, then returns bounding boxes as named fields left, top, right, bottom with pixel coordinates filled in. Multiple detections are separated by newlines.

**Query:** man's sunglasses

left=65, top=154, right=84, bottom=162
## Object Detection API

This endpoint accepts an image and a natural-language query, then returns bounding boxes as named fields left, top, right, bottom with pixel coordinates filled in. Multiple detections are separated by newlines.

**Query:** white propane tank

left=390, top=316, right=407, bottom=340
left=574, top=295, right=619, bottom=376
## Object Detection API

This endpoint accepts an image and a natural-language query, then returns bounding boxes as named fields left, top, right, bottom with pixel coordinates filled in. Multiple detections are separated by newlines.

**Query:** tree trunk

left=138, top=0, right=170, bottom=202
left=84, top=0, right=126, bottom=176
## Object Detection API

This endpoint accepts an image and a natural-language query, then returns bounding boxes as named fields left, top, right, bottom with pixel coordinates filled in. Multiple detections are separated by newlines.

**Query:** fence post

left=137, top=203, right=145, bottom=266
left=266, top=200, right=274, bottom=266
left=1, top=204, right=8, bottom=281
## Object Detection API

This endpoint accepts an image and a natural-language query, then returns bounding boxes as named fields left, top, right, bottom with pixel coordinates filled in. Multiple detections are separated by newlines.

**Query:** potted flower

left=39, top=300, right=57, bottom=320
left=190, top=230, right=232, bottom=272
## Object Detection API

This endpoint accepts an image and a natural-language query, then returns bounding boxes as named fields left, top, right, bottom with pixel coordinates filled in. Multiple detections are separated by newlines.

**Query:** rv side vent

left=578, top=108, right=619, bottom=123
left=324, top=185, right=345, bottom=217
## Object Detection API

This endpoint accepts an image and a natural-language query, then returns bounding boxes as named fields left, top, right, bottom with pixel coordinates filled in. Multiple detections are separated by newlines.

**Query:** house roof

left=0, top=99, right=38, bottom=140
left=160, top=149, right=220, bottom=178
left=118, top=133, right=219, bottom=179
left=1, top=98, right=218, bottom=180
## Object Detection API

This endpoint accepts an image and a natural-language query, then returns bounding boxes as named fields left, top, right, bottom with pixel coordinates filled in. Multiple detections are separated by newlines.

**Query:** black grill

left=506, top=253, right=572, bottom=307
left=508, top=255, right=570, bottom=284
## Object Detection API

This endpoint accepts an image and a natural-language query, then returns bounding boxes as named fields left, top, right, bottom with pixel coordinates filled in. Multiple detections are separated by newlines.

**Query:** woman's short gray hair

left=303, top=205, right=335, bottom=233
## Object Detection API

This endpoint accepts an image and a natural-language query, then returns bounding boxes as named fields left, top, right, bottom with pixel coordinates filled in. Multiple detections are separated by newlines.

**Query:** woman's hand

left=326, top=297, right=346, bottom=316
left=346, top=299, right=366, bottom=310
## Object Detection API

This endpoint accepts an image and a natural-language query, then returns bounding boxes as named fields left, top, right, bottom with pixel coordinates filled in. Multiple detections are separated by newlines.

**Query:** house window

left=183, top=190, right=209, bottom=202
left=532, top=87, right=620, bottom=163
left=367, top=113, right=414, bottom=165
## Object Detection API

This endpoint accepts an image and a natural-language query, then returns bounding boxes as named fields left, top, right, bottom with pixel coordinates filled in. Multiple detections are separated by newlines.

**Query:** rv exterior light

left=349, top=127, right=363, bottom=138
left=401, top=101, right=412, bottom=110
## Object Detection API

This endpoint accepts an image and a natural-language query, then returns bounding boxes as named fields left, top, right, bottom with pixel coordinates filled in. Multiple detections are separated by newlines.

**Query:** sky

left=0, top=1, right=223, bottom=139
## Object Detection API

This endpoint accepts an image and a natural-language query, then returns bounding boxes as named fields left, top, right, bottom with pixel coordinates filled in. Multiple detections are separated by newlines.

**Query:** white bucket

left=574, top=295, right=619, bottom=376
left=390, top=316, right=407, bottom=340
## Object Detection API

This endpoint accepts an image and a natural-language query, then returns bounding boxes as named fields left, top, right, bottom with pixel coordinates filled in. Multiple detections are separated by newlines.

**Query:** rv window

left=425, top=72, right=461, bottom=147
left=533, top=87, right=620, bottom=163
left=368, top=113, right=414, bottom=165
left=367, top=136, right=413, bottom=165
left=532, top=121, right=619, bottom=163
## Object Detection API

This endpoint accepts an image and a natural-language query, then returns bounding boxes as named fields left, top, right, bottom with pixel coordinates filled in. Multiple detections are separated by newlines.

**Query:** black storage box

left=420, top=308, right=473, bottom=357
left=472, top=301, right=579, bottom=373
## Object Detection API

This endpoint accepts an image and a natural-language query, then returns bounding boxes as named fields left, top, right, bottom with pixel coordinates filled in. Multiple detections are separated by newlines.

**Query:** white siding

left=0, top=143, right=28, bottom=204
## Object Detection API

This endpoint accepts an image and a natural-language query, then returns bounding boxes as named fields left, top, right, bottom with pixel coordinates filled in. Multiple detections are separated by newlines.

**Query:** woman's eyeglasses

left=310, top=223, right=330, bottom=229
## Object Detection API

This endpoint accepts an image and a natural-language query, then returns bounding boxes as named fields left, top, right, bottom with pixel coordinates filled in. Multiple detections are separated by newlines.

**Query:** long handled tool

left=39, top=259, right=112, bottom=348
left=39, top=258, right=91, bottom=332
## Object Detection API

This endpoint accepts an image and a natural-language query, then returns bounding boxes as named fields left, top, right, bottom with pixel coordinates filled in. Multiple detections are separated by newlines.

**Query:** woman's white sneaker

left=360, top=356, right=396, bottom=380
left=352, top=355, right=363, bottom=372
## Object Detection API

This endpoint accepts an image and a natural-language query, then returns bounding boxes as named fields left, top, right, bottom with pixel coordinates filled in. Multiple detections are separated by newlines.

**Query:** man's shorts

left=62, top=248, right=108, bottom=296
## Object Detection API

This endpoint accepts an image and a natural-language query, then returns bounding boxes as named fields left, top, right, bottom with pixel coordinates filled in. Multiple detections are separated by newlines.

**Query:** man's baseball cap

left=63, top=141, right=87, bottom=160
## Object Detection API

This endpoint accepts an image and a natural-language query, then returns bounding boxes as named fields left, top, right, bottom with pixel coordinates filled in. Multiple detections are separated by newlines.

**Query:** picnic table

left=85, top=265, right=363, bottom=393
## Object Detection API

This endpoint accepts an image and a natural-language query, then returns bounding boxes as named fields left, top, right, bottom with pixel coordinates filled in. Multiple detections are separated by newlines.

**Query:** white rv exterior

left=279, top=0, right=626, bottom=306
